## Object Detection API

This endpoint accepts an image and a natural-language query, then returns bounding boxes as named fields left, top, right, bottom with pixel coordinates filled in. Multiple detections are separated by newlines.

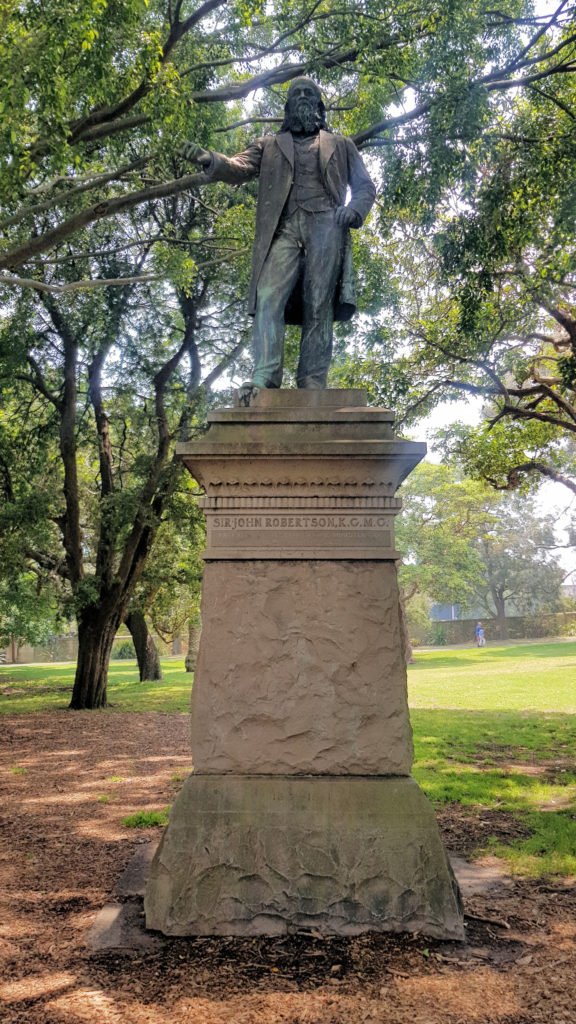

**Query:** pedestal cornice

left=176, top=389, right=425, bottom=560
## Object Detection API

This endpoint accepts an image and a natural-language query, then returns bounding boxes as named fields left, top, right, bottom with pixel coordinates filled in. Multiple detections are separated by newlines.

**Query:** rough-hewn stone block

left=145, top=775, right=464, bottom=940
left=191, top=560, right=413, bottom=776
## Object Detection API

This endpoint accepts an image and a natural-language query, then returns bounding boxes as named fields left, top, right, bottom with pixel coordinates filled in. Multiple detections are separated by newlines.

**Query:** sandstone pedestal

left=144, top=389, right=464, bottom=939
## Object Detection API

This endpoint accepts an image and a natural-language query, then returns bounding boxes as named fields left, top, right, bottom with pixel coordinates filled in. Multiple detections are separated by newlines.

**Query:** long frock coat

left=204, top=130, right=376, bottom=324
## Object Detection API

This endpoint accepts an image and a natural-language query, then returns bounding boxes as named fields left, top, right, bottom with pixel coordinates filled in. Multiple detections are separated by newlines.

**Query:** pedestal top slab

left=209, top=389, right=395, bottom=425
left=234, top=388, right=370, bottom=408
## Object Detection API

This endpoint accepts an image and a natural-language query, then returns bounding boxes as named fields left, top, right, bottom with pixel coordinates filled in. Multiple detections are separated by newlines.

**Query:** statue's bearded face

left=284, top=82, right=322, bottom=135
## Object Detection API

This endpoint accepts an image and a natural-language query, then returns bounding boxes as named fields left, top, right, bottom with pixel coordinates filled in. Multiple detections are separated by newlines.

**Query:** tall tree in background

left=473, top=503, right=564, bottom=637
left=0, top=574, right=63, bottom=664
left=398, top=463, right=564, bottom=637
left=0, top=189, right=252, bottom=708
left=342, top=2, right=576, bottom=495
left=397, top=463, right=498, bottom=609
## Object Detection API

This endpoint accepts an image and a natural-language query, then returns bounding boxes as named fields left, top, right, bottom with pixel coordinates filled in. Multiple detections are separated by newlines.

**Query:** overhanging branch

left=0, top=274, right=160, bottom=294
left=0, top=170, right=208, bottom=271
left=486, top=460, right=576, bottom=494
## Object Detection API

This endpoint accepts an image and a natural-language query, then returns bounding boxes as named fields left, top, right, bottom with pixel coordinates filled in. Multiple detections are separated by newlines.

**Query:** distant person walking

left=475, top=622, right=486, bottom=647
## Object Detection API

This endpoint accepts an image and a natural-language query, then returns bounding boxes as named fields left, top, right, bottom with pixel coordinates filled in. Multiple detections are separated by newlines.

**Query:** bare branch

left=0, top=274, right=160, bottom=294
left=39, top=236, right=162, bottom=264
left=530, top=82, right=576, bottom=121
left=485, top=59, right=576, bottom=93
left=414, top=331, right=511, bottom=398
left=499, top=0, right=571, bottom=76
left=188, top=46, right=361, bottom=104
left=352, top=101, right=432, bottom=148
left=7, top=369, right=58, bottom=409
left=69, top=113, right=150, bottom=146
left=499, top=401, right=576, bottom=432
left=0, top=170, right=208, bottom=271
left=395, top=381, right=447, bottom=427
left=506, top=29, right=576, bottom=73
left=538, top=382, right=576, bottom=423
left=25, top=547, right=70, bottom=581
left=201, top=334, right=249, bottom=392
left=0, top=157, right=151, bottom=232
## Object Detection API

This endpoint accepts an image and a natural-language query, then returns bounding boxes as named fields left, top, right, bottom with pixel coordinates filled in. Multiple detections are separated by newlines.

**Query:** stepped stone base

left=144, top=775, right=464, bottom=940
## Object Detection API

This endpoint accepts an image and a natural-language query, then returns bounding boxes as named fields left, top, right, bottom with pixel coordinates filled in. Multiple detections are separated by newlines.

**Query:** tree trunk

left=185, top=620, right=202, bottom=673
left=398, top=589, right=415, bottom=665
left=70, top=608, right=121, bottom=709
left=493, top=593, right=508, bottom=641
left=125, top=610, right=163, bottom=682
left=10, top=634, right=17, bottom=664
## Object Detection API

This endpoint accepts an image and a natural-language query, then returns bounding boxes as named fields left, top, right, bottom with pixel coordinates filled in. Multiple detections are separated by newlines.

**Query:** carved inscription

left=212, top=514, right=390, bottom=530
left=205, top=511, right=397, bottom=558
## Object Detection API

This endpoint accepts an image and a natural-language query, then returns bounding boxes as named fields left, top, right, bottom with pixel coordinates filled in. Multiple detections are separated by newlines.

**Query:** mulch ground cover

left=1, top=711, right=575, bottom=1024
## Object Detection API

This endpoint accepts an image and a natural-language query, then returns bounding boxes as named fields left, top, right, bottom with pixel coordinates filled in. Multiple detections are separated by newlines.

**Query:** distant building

left=430, top=604, right=461, bottom=621
left=430, top=598, right=527, bottom=622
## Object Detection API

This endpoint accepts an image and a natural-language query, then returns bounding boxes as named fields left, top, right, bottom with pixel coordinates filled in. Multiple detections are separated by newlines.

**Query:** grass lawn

left=410, top=642, right=576, bottom=877
left=2, top=640, right=575, bottom=877
left=0, top=658, right=193, bottom=714
left=409, top=640, right=576, bottom=712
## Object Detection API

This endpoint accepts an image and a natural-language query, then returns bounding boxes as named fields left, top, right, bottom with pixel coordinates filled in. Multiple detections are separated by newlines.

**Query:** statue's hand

left=180, top=141, right=212, bottom=167
left=334, top=206, right=362, bottom=229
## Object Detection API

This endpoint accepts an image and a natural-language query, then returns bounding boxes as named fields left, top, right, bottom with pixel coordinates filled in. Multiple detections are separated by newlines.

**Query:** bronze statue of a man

left=184, top=78, right=376, bottom=390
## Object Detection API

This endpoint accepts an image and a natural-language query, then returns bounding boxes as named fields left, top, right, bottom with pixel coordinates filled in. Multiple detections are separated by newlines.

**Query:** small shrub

left=112, top=640, right=136, bottom=660
left=431, top=625, right=447, bottom=646
left=558, top=615, right=576, bottom=637
left=122, top=807, right=170, bottom=828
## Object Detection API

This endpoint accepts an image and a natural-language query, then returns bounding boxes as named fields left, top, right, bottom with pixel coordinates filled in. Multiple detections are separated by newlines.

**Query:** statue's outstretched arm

left=182, top=139, right=264, bottom=185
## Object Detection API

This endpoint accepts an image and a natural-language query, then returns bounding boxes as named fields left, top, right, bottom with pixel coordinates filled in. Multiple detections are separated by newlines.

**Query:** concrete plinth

left=144, top=775, right=464, bottom=939
left=145, top=389, right=464, bottom=940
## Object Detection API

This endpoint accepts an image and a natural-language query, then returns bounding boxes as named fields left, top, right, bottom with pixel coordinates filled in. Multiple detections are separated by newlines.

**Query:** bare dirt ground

left=1, top=711, right=575, bottom=1024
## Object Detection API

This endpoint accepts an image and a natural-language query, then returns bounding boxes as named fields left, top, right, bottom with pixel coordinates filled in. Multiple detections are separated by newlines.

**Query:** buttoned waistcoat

left=204, top=130, right=376, bottom=323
